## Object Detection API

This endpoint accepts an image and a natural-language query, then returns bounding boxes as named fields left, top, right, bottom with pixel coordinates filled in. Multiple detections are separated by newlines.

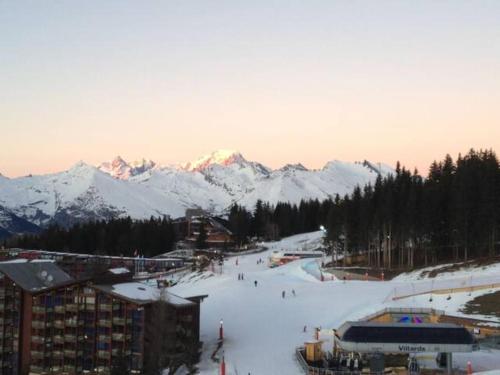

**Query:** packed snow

left=168, top=231, right=500, bottom=375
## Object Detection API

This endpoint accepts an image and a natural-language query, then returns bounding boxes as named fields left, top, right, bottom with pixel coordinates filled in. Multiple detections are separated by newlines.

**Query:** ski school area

left=169, top=231, right=500, bottom=375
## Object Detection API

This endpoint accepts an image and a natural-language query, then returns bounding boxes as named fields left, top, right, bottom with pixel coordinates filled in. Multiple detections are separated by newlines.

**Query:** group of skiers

left=256, top=258, right=264, bottom=264
left=237, top=273, right=245, bottom=280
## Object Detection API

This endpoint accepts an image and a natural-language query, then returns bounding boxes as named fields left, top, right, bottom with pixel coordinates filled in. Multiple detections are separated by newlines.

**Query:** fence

left=387, top=274, right=500, bottom=301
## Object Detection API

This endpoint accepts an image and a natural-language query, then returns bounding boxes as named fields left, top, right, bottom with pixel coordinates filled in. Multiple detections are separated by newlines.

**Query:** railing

left=98, top=334, right=111, bottom=342
left=29, top=365, right=45, bottom=373
left=31, top=335, right=45, bottom=344
left=64, top=334, right=77, bottom=342
left=99, top=304, right=112, bottom=311
left=97, top=350, right=111, bottom=359
left=65, top=319, right=82, bottom=327
left=31, top=321, right=45, bottom=329
left=98, top=319, right=112, bottom=327
left=32, top=306, right=46, bottom=314
left=295, top=347, right=384, bottom=375
left=30, top=350, right=44, bottom=359
left=112, top=333, right=124, bottom=341
left=112, top=317, right=126, bottom=325
left=53, top=335, right=64, bottom=344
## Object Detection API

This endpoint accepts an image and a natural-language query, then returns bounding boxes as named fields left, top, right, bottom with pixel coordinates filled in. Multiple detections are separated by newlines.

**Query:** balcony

left=29, top=365, right=45, bottom=374
left=54, top=320, right=65, bottom=329
left=64, top=334, right=77, bottom=342
left=98, top=334, right=111, bottom=342
left=98, top=319, right=112, bottom=327
left=66, top=303, right=78, bottom=312
left=63, top=365, right=76, bottom=372
left=111, top=333, right=124, bottom=341
left=32, top=306, right=46, bottom=314
left=53, top=335, right=64, bottom=344
left=53, top=350, right=63, bottom=359
left=85, top=304, right=96, bottom=311
left=65, top=319, right=81, bottom=327
left=30, top=350, right=44, bottom=359
left=112, top=317, right=126, bottom=325
left=31, top=335, right=45, bottom=344
left=64, top=349, right=82, bottom=358
left=99, top=303, right=112, bottom=312
left=31, top=321, right=45, bottom=329
left=97, top=350, right=111, bottom=359
left=54, top=305, right=65, bottom=313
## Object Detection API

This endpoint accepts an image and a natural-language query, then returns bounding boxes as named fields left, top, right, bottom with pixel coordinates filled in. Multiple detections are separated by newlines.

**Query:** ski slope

left=169, top=232, right=500, bottom=374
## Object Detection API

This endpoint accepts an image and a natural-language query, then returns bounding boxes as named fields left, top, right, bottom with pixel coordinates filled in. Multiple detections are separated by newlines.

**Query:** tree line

left=323, top=149, right=500, bottom=269
left=7, top=216, right=176, bottom=257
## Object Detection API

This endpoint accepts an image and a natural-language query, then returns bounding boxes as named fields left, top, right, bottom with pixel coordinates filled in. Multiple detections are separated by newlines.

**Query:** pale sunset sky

left=1, top=1, right=499, bottom=177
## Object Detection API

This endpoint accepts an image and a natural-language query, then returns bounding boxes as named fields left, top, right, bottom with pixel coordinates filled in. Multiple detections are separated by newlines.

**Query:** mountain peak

left=98, top=156, right=156, bottom=180
left=279, top=163, right=309, bottom=172
left=182, top=149, right=246, bottom=172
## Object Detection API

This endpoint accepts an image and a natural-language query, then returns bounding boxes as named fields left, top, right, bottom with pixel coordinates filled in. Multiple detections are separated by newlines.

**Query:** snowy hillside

left=0, top=150, right=392, bottom=232
left=167, top=232, right=500, bottom=375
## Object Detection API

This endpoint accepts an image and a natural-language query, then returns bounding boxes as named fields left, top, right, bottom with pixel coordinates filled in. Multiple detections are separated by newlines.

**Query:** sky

left=1, top=1, right=500, bottom=177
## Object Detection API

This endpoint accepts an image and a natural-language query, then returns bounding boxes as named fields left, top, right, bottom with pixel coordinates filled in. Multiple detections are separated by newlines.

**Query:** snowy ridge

left=0, top=151, right=393, bottom=233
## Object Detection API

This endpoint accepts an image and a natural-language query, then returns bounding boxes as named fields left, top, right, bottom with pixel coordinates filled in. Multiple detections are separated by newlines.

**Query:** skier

left=303, top=325, right=307, bottom=332
left=241, top=273, right=244, bottom=280
left=292, top=289, right=296, bottom=297
left=238, top=273, right=241, bottom=280
left=282, top=290, right=285, bottom=298
left=254, top=280, right=258, bottom=287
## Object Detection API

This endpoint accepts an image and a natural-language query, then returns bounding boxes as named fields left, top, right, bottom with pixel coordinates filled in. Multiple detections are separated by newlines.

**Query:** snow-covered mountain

left=0, top=150, right=393, bottom=235
left=0, top=205, right=41, bottom=239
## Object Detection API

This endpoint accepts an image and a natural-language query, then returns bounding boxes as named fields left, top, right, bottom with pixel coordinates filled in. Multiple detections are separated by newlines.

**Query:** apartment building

left=0, top=260, right=203, bottom=374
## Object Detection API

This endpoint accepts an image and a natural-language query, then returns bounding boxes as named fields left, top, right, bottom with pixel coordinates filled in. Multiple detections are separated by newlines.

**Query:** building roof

left=336, top=321, right=475, bottom=345
left=93, top=282, right=196, bottom=307
left=0, top=261, right=74, bottom=293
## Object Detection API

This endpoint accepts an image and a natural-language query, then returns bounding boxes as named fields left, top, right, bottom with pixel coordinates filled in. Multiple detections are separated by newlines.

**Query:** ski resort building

left=0, top=260, right=203, bottom=375
left=185, top=216, right=234, bottom=248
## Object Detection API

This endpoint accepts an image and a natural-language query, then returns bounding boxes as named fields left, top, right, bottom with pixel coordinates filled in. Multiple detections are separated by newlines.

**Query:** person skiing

left=292, top=289, right=296, bottom=297
left=282, top=290, right=285, bottom=298
left=254, top=280, right=258, bottom=287
left=303, top=325, right=307, bottom=332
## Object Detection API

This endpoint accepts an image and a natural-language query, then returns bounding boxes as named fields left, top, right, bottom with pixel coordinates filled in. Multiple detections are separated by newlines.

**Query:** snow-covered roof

left=94, top=282, right=196, bottom=307
left=108, top=267, right=130, bottom=274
